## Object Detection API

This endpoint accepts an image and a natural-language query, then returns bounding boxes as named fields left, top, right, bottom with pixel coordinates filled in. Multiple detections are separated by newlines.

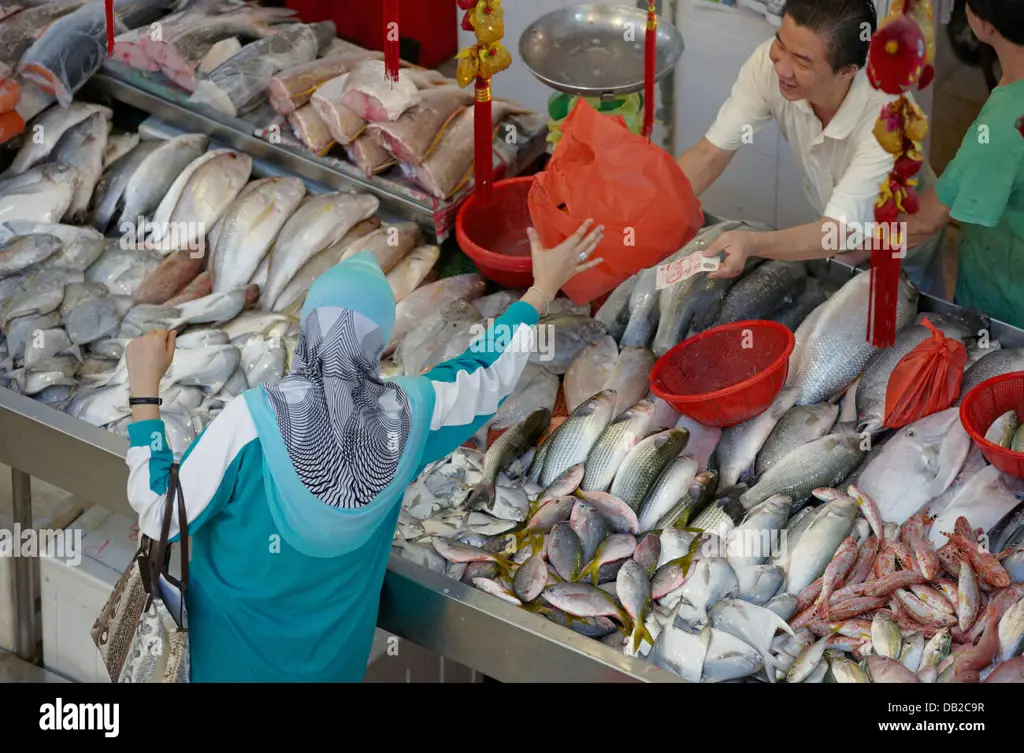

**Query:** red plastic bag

left=883, top=317, right=968, bottom=429
left=528, top=98, right=703, bottom=305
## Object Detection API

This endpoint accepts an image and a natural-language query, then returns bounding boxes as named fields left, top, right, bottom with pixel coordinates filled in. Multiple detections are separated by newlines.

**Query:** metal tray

left=520, top=3, right=685, bottom=98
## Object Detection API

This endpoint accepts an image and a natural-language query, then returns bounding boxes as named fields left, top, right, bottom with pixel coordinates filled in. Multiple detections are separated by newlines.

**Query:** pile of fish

left=100, top=0, right=538, bottom=198
left=0, top=95, right=447, bottom=454
left=392, top=221, right=1024, bottom=683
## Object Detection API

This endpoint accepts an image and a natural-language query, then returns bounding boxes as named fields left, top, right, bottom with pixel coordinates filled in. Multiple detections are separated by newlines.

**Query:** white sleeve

left=704, top=41, right=776, bottom=151
left=125, top=396, right=259, bottom=541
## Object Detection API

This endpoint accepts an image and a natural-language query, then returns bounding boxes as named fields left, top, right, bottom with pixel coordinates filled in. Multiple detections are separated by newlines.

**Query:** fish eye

left=906, top=429, right=916, bottom=437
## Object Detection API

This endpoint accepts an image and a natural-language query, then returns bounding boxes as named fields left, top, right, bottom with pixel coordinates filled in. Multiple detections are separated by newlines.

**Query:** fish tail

left=466, top=481, right=495, bottom=512
left=578, top=558, right=599, bottom=586
left=492, top=554, right=514, bottom=577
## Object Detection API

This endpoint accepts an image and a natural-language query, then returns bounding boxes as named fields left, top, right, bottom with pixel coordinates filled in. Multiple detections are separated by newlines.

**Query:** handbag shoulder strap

left=148, top=463, right=190, bottom=595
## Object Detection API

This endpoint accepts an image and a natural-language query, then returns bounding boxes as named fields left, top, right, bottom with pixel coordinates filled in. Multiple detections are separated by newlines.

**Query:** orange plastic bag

left=528, top=98, right=703, bottom=305
left=883, top=317, right=968, bottom=429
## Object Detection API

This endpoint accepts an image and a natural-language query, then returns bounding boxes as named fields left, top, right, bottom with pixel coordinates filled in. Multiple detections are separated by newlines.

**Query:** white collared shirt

left=705, top=40, right=934, bottom=229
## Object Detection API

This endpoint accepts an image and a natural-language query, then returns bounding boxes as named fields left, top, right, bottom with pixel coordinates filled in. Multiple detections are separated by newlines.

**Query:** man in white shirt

left=678, top=0, right=944, bottom=295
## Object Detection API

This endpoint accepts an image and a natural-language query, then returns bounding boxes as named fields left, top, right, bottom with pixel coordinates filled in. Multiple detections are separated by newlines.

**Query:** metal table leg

left=11, top=468, right=38, bottom=663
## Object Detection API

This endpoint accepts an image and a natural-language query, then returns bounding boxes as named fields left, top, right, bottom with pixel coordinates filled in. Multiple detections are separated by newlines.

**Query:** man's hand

left=700, top=230, right=759, bottom=278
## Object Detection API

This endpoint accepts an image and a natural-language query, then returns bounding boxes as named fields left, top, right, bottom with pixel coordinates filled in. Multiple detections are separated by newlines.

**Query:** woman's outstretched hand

left=525, top=219, right=604, bottom=307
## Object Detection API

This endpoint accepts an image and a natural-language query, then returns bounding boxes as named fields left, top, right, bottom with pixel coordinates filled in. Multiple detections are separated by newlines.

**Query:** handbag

left=90, top=463, right=191, bottom=683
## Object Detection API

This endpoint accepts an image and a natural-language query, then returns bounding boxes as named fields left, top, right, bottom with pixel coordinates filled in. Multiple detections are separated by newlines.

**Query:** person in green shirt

left=904, top=0, right=1024, bottom=326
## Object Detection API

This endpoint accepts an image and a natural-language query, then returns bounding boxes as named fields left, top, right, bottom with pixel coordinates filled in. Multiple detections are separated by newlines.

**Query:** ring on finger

left=578, top=251, right=590, bottom=262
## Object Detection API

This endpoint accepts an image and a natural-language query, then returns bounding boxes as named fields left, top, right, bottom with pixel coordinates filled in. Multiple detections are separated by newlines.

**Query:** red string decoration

left=105, top=0, right=114, bottom=55
left=383, top=0, right=401, bottom=84
left=643, top=1, right=656, bottom=142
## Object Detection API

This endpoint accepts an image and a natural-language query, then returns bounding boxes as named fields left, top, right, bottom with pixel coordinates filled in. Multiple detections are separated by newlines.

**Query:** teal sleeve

left=418, top=301, right=540, bottom=465
left=936, top=122, right=1024, bottom=228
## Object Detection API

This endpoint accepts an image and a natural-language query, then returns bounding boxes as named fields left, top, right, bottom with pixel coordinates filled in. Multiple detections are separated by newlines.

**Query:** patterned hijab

left=262, top=252, right=412, bottom=509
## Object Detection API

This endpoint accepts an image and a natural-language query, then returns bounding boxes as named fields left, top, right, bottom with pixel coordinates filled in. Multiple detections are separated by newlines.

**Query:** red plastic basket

left=456, top=177, right=535, bottom=289
left=649, top=320, right=795, bottom=428
left=959, top=371, right=1024, bottom=478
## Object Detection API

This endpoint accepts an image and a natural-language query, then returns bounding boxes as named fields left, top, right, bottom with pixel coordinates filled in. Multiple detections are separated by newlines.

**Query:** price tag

left=655, top=254, right=721, bottom=290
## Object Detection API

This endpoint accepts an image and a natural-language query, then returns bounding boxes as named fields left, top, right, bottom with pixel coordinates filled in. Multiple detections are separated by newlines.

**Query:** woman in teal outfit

left=122, top=220, right=604, bottom=682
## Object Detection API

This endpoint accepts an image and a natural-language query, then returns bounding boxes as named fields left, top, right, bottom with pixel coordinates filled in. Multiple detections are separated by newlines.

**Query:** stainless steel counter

left=0, top=386, right=677, bottom=682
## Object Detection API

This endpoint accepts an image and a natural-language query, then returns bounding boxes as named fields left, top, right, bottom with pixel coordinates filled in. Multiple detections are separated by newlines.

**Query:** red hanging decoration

left=864, top=0, right=935, bottom=348
left=643, top=1, right=657, bottom=141
left=475, top=78, right=494, bottom=204
left=383, top=0, right=401, bottom=84
left=105, top=0, right=114, bottom=55
left=456, top=1, right=511, bottom=207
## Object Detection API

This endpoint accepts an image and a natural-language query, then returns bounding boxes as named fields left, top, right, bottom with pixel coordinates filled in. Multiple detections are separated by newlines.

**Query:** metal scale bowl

left=519, top=3, right=685, bottom=102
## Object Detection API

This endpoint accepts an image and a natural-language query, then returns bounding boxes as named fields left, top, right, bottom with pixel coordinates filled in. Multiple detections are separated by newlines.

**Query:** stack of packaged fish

left=0, top=0, right=185, bottom=126
left=392, top=221, right=1024, bottom=683
left=0, top=96, right=446, bottom=455
left=96, top=0, right=539, bottom=199
left=266, top=51, right=533, bottom=199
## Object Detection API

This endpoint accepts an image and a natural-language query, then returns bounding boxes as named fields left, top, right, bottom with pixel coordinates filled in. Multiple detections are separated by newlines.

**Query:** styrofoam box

left=40, top=504, right=183, bottom=683
left=0, top=487, right=84, bottom=655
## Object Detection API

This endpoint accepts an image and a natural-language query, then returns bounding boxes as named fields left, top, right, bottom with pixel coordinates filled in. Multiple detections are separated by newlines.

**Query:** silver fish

left=604, top=347, right=655, bottom=416
left=0, top=233, right=62, bottom=276
left=3, top=221, right=104, bottom=272
left=999, top=597, right=1024, bottom=661
left=262, top=191, right=380, bottom=309
left=716, top=386, right=800, bottom=489
left=398, top=298, right=481, bottom=377
left=0, top=163, right=80, bottom=225
left=529, top=314, right=608, bottom=375
left=595, top=273, right=638, bottom=342
left=569, top=501, right=608, bottom=564
left=755, top=402, right=840, bottom=477
left=714, top=260, right=808, bottom=326
left=49, top=111, right=109, bottom=224
left=958, top=348, right=1024, bottom=403
left=580, top=398, right=655, bottom=493
left=621, top=265, right=661, bottom=349
left=783, top=496, right=858, bottom=594
left=5, top=101, right=111, bottom=176
left=871, top=611, right=902, bottom=659
left=617, top=559, right=654, bottom=654
left=726, top=494, right=793, bottom=567
left=88, top=139, right=164, bottom=233
left=673, top=557, right=739, bottom=628
left=117, top=133, right=210, bottom=228
left=857, top=407, right=972, bottom=525
left=563, top=334, right=618, bottom=413
left=610, top=429, right=689, bottom=512
left=786, top=269, right=918, bottom=405
left=211, top=176, right=307, bottom=294
left=637, top=455, right=699, bottom=533
left=740, top=432, right=865, bottom=511
left=535, top=389, right=617, bottom=487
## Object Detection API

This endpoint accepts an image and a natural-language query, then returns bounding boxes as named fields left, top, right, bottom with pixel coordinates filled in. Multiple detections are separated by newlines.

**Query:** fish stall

left=85, top=2, right=549, bottom=241
left=2, top=3, right=1024, bottom=686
